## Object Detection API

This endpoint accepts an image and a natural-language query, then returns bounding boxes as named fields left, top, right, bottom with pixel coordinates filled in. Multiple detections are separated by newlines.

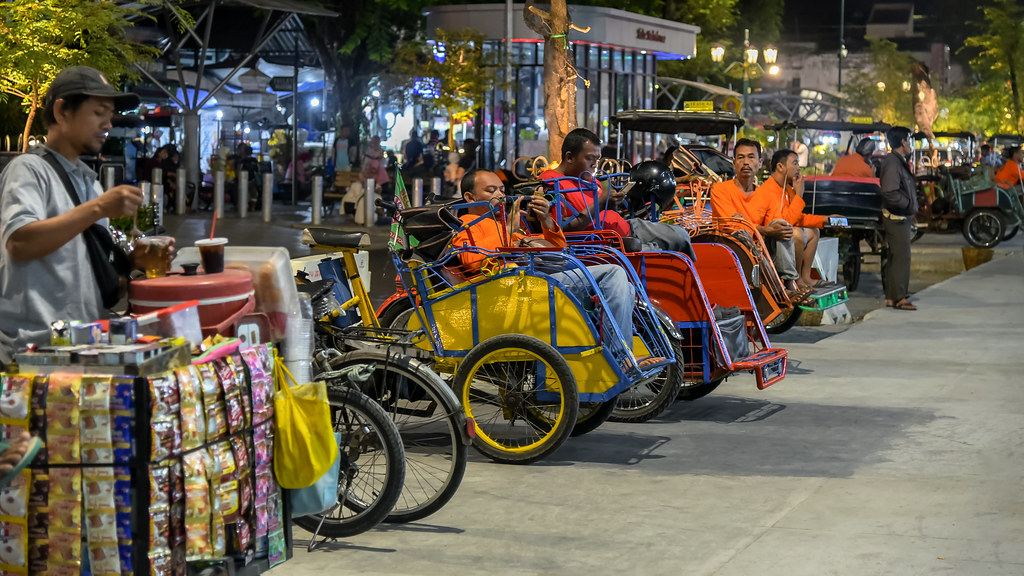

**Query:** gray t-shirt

left=0, top=146, right=108, bottom=361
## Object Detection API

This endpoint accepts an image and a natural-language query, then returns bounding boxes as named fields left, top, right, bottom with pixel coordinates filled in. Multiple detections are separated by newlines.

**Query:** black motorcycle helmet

left=626, top=160, right=677, bottom=216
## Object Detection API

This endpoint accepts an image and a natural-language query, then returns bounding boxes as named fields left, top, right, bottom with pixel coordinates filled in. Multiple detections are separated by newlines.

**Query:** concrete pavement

left=162, top=207, right=1024, bottom=575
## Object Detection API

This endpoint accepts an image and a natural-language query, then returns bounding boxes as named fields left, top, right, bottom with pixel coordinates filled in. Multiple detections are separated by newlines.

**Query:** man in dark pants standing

left=879, top=126, right=918, bottom=311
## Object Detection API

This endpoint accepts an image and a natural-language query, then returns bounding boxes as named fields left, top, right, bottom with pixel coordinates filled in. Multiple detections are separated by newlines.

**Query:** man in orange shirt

left=710, top=139, right=805, bottom=297
left=452, top=170, right=641, bottom=348
left=831, top=138, right=877, bottom=179
left=994, top=146, right=1022, bottom=191
left=761, top=149, right=845, bottom=289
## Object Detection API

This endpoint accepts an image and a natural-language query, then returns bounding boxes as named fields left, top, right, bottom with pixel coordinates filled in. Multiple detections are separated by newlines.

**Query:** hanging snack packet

left=198, top=364, right=228, bottom=441
left=46, top=375, right=82, bottom=464
left=175, top=366, right=205, bottom=450
left=211, top=441, right=239, bottom=523
left=215, top=359, right=244, bottom=433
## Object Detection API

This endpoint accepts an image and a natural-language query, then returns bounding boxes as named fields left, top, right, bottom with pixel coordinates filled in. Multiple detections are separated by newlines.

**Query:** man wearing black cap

left=0, top=66, right=146, bottom=362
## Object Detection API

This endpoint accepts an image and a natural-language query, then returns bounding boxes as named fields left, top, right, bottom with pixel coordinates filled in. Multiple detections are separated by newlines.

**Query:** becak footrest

left=731, top=348, right=787, bottom=389
left=799, top=285, right=849, bottom=311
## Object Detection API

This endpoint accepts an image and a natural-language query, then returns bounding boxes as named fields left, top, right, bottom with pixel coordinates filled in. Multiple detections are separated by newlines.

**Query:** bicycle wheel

left=377, top=296, right=416, bottom=330
left=609, top=338, right=683, bottom=423
left=677, top=377, right=725, bottom=401
left=326, top=350, right=468, bottom=523
left=570, top=400, right=618, bottom=436
left=454, top=334, right=578, bottom=464
left=293, top=387, right=405, bottom=539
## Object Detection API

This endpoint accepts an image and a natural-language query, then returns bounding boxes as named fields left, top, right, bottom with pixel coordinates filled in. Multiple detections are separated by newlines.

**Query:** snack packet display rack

left=0, top=341, right=292, bottom=576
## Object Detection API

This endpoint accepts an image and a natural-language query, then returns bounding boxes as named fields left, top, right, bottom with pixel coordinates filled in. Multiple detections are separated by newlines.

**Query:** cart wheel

left=377, top=295, right=416, bottom=329
left=454, top=334, right=578, bottom=464
left=765, top=305, right=803, bottom=335
left=842, top=239, right=862, bottom=292
left=570, top=399, right=618, bottom=436
left=962, top=209, right=1004, bottom=248
left=1003, top=224, right=1019, bottom=242
left=609, top=336, right=683, bottom=422
left=677, top=377, right=725, bottom=402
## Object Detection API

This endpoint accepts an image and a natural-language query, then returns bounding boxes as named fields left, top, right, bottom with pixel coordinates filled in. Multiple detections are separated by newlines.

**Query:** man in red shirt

left=540, top=128, right=693, bottom=257
left=710, top=139, right=805, bottom=297
left=831, top=138, right=877, bottom=179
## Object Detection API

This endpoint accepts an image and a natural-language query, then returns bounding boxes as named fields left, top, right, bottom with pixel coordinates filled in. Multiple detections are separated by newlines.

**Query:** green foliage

left=843, top=38, right=915, bottom=127
left=962, top=0, right=1024, bottom=134
left=0, top=0, right=158, bottom=148
left=393, top=28, right=498, bottom=147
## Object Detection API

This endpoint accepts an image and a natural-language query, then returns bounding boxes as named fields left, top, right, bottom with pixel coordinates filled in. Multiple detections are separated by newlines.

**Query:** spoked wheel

left=570, top=399, right=618, bottom=437
left=293, top=387, right=405, bottom=539
left=1003, top=224, right=1019, bottom=242
left=454, top=334, right=579, bottom=464
left=765, top=305, right=803, bottom=334
left=677, top=377, right=725, bottom=401
left=609, top=337, right=683, bottom=423
left=377, top=296, right=417, bottom=329
left=962, top=209, right=1004, bottom=248
left=326, top=350, right=468, bottom=523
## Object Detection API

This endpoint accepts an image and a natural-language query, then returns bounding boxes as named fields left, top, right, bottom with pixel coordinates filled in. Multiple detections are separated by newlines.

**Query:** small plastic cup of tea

left=195, top=237, right=228, bottom=274
left=135, top=236, right=174, bottom=278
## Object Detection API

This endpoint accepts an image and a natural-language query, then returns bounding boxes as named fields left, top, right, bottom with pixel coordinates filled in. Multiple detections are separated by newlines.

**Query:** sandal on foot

left=0, top=435, right=42, bottom=489
left=891, top=300, right=917, bottom=311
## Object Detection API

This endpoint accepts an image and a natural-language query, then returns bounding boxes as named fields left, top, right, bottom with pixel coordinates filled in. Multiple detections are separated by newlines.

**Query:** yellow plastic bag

left=272, top=354, right=338, bottom=489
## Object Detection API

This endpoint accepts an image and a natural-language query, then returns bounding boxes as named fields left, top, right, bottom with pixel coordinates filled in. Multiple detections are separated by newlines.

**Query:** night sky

left=782, top=0, right=972, bottom=54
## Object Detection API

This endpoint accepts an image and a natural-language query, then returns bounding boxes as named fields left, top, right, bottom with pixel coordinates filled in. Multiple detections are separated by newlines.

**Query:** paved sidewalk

left=265, top=252, right=1024, bottom=576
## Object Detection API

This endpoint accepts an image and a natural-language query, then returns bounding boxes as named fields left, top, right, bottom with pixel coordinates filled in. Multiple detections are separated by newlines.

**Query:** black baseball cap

left=44, top=66, right=140, bottom=111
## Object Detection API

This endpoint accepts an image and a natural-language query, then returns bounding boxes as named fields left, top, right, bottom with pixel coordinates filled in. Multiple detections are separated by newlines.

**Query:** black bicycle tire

left=609, top=337, right=684, bottom=423
left=327, top=349, right=468, bottom=523
left=292, top=387, right=405, bottom=539
left=455, top=334, right=578, bottom=464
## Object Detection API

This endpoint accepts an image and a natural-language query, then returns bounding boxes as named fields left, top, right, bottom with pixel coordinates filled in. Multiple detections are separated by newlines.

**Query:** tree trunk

left=1008, top=52, right=1023, bottom=133
left=447, top=107, right=455, bottom=150
left=21, top=86, right=38, bottom=153
left=543, top=0, right=577, bottom=162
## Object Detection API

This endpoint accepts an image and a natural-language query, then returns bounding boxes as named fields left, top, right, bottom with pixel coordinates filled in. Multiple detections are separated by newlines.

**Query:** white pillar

left=262, top=173, right=273, bottom=223
left=152, top=183, right=164, bottom=227
left=311, top=175, right=323, bottom=226
left=431, top=177, right=442, bottom=198
left=151, top=167, right=162, bottom=187
left=238, top=171, right=249, bottom=218
left=140, top=181, right=151, bottom=206
left=364, top=177, right=376, bottom=229
left=213, top=170, right=225, bottom=218
left=412, top=178, right=424, bottom=206
left=102, top=166, right=116, bottom=191
left=176, top=168, right=187, bottom=215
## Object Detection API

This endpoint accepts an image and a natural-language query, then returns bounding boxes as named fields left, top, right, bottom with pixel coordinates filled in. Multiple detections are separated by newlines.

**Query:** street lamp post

left=711, top=29, right=778, bottom=120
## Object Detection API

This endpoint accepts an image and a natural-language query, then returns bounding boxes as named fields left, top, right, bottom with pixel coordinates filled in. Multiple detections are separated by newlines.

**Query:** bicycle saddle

left=301, top=228, right=370, bottom=249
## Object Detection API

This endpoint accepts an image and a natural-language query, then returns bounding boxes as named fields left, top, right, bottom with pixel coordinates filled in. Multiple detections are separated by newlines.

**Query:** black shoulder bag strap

left=39, top=151, right=131, bottom=309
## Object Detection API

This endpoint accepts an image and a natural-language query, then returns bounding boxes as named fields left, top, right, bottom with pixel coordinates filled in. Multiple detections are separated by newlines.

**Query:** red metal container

left=129, top=270, right=255, bottom=336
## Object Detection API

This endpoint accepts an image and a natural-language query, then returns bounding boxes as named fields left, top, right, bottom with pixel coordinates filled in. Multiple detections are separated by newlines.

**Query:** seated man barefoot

left=539, top=128, right=694, bottom=259
left=452, top=170, right=653, bottom=359
left=760, top=149, right=845, bottom=290
left=709, top=139, right=806, bottom=299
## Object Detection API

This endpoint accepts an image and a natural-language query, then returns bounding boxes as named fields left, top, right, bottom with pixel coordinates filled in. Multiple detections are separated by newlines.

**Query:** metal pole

left=213, top=170, right=225, bottom=218
left=431, top=177, right=442, bottom=199
left=838, top=0, right=845, bottom=94
left=140, top=181, right=151, bottom=206
left=262, top=173, right=273, bottom=223
left=413, top=178, right=424, bottom=206
left=504, top=0, right=514, bottom=168
left=311, top=175, right=323, bottom=225
left=184, top=112, right=201, bottom=203
left=238, top=171, right=249, bottom=218
left=742, top=29, right=750, bottom=121
left=151, top=167, right=162, bottom=188
left=292, top=29, right=299, bottom=206
left=176, top=168, right=187, bottom=215
left=364, top=177, right=376, bottom=229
